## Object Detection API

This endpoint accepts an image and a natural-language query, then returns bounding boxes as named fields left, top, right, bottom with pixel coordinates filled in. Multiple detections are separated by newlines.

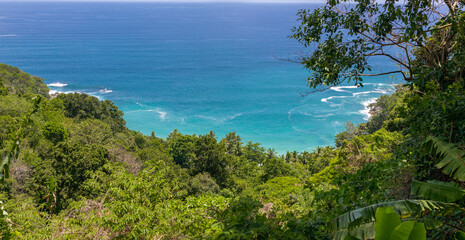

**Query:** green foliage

left=0, top=95, right=33, bottom=118
left=169, top=133, right=197, bottom=168
left=289, top=11, right=465, bottom=240
left=411, top=180, right=465, bottom=203
left=374, top=207, right=402, bottom=240
left=0, top=64, right=49, bottom=97
left=221, top=132, right=243, bottom=156
left=308, top=128, right=403, bottom=192
left=191, top=131, right=229, bottom=186
left=290, top=0, right=463, bottom=89
left=254, top=176, right=302, bottom=206
left=133, top=132, right=147, bottom=149
left=0, top=116, right=19, bottom=149
left=29, top=140, right=109, bottom=211
left=69, top=119, right=112, bottom=145
left=373, top=207, right=426, bottom=240
left=1, top=11, right=464, bottom=236
left=83, top=159, right=191, bottom=238
left=330, top=200, right=455, bottom=240
left=42, top=122, right=68, bottom=144
left=362, top=87, right=408, bottom=134
left=215, top=196, right=271, bottom=239
left=0, top=96, right=41, bottom=181
left=456, top=231, right=465, bottom=240
left=424, top=136, right=465, bottom=181
left=412, top=82, right=465, bottom=140
left=389, top=221, right=426, bottom=240
left=285, top=147, right=335, bottom=175
left=188, top=172, right=220, bottom=195
left=335, top=122, right=359, bottom=148
left=261, top=157, right=293, bottom=182
left=0, top=79, right=8, bottom=96
left=328, top=135, right=465, bottom=239
left=242, top=141, right=266, bottom=164
left=56, top=93, right=126, bottom=131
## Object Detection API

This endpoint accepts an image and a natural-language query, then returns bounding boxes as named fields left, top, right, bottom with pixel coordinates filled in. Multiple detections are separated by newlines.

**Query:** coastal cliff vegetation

left=0, top=0, right=464, bottom=239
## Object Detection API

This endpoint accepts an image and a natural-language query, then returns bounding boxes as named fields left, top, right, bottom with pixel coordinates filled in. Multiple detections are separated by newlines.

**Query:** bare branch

left=367, top=53, right=410, bottom=69
left=300, top=86, right=332, bottom=96
left=358, top=71, right=405, bottom=77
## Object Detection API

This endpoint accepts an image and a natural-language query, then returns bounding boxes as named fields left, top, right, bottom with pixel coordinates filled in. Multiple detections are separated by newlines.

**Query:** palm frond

left=425, top=136, right=465, bottom=181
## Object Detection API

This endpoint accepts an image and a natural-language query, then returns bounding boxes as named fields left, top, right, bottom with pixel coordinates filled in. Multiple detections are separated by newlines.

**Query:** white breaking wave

left=99, top=88, right=113, bottom=93
left=330, top=86, right=358, bottom=93
left=47, top=82, right=68, bottom=87
left=353, top=91, right=375, bottom=96
left=0, top=34, right=16, bottom=37
left=321, top=95, right=349, bottom=103
left=359, top=98, right=378, bottom=120
left=147, top=108, right=167, bottom=120
left=133, top=102, right=167, bottom=120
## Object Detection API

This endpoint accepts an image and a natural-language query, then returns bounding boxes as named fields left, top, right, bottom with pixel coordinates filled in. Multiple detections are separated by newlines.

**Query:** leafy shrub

left=188, top=172, right=220, bottom=195
left=42, top=122, right=68, bottom=144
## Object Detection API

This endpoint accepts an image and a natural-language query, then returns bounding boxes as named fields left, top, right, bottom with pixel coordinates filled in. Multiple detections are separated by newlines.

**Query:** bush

left=42, top=122, right=68, bottom=144
left=188, top=172, right=220, bottom=195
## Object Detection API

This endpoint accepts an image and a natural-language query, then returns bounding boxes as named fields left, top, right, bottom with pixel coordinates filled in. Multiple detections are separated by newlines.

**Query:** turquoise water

left=0, top=2, right=399, bottom=153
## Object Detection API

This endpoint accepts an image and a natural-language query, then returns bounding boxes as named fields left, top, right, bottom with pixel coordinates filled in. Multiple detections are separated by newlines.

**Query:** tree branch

left=357, top=71, right=404, bottom=77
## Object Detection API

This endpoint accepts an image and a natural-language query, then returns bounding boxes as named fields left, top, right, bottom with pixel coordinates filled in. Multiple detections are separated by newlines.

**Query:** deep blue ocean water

left=0, top=2, right=400, bottom=153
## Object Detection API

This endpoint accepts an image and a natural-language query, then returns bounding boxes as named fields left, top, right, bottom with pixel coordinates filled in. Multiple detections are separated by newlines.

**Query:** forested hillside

left=0, top=0, right=464, bottom=239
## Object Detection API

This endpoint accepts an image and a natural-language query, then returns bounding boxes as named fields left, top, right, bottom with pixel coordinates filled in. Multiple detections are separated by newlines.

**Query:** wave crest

left=330, top=86, right=358, bottom=93
left=359, top=98, right=377, bottom=120
left=147, top=108, right=167, bottom=120
left=47, top=82, right=68, bottom=87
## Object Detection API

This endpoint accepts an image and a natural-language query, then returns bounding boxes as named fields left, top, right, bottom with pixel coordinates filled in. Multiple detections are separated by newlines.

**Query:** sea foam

left=99, top=88, right=113, bottom=93
left=359, top=98, right=377, bottom=120
left=147, top=108, right=167, bottom=120
left=47, top=82, right=68, bottom=87
left=330, top=86, right=358, bottom=93
left=321, top=95, right=349, bottom=103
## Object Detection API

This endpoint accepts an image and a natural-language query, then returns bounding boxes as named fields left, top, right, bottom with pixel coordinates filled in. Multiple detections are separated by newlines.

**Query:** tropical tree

left=291, top=0, right=465, bottom=90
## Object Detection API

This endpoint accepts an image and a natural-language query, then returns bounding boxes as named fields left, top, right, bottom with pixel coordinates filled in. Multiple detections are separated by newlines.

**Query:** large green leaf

left=455, top=231, right=465, bottom=240
left=425, top=136, right=465, bottom=181
left=330, top=200, right=458, bottom=240
left=374, top=207, right=401, bottom=240
left=343, top=234, right=359, bottom=240
left=334, top=223, right=374, bottom=240
left=411, top=180, right=465, bottom=203
left=415, top=217, right=443, bottom=230
left=390, top=221, right=426, bottom=240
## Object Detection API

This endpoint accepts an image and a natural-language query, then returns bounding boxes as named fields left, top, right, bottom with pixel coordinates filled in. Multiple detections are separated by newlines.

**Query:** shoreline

left=47, top=81, right=393, bottom=155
